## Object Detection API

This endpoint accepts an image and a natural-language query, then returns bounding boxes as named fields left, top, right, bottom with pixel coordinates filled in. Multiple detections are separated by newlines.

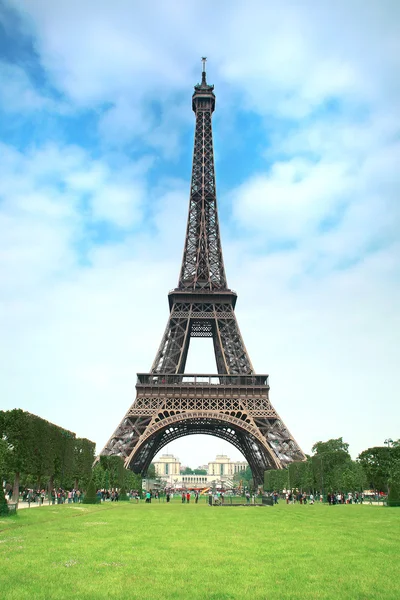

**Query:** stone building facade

left=151, top=453, right=248, bottom=489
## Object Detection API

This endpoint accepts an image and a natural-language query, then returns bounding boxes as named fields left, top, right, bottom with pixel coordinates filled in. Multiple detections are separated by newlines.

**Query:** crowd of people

left=23, top=488, right=83, bottom=504
left=97, top=489, right=120, bottom=502
left=144, top=489, right=201, bottom=503
left=7, top=486, right=381, bottom=507
left=327, top=492, right=366, bottom=504
left=6, top=487, right=86, bottom=505
left=266, top=490, right=376, bottom=505
left=279, top=491, right=316, bottom=504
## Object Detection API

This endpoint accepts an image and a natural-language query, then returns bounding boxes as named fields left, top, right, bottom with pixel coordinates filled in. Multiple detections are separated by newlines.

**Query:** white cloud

left=66, top=161, right=149, bottom=228
left=1, top=0, right=399, bottom=466
left=8, top=0, right=398, bottom=137
left=91, top=183, right=144, bottom=228
left=0, top=61, right=71, bottom=115
left=231, top=158, right=352, bottom=241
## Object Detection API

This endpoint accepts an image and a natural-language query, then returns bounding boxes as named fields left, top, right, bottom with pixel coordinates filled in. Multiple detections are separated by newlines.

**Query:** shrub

left=119, top=485, right=129, bottom=501
left=0, top=486, right=10, bottom=517
left=82, top=479, right=99, bottom=504
left=387, top=481, right=400, bottom=507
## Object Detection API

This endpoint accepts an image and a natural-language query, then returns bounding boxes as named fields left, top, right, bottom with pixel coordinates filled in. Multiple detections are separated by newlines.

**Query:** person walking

left=186, top=491, right=190, bottom=503
left=181, top=492, right=186, bottom=503
left=194, top=491, right=199, bottom=504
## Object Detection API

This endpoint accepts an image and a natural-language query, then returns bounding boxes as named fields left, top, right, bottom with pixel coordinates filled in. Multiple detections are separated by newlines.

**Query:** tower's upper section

left=192, top=57, right=216, bottom=114
left=176, top=58, right=228, bottom=293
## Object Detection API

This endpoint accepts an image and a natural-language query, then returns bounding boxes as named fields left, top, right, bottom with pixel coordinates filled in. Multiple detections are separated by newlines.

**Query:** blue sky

left=1, top=0, right=399, bottom=466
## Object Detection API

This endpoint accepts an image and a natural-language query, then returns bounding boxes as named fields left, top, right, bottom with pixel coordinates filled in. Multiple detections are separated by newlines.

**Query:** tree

left=0, top=485, right=9, bottom=517
left=233, top=465, right=253, bottom=486
left=193, top=469, right=207, bottom=475
left=29, top=414, right=54, bottom=489
left=311, top=438, right=352, bottom=493
left=312, top=437, right=350, bottom=456
left=92, top=463, right=104, bottom=490
left=264, top=468, right=289, bottom=492
left=60, top=430, right=76, bottom=488
left=125, top=471, right=142, bottom=492
left=358, top=447, right=391, bottom=491
left=96, top=455, right=141, bottom=492
left=99, top=455, right=126, bottom=487
left=337, top=461, right=366, bottom=493
left=0, top=410, right=95, bottom=497
left=390, top=447, right=400, bottom=489
left=1, top=410, right=36, bottom=501
left=119, top=485, right=129, bottom=501
left=288, top=460, right=314, bottom=492
left=0, top=436, right=11, bottom=478
left=387, top=481, right=400, bottom=507
left=72, top=438, right=95, bottom=489
left=103, top=469, right=110, bottom=491
left=312, top=450, right=352, bottom=492
left=181, top=467, right=193, bottom=475
left=82, top=479, right=98, bottom=504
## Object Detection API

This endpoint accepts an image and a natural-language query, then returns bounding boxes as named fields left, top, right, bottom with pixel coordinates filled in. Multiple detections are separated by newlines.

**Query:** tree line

left=0, top=410, right=143, bottom=503
left=0, top=409, right=95, bottom=500
left=264, top=437, right=400, bottom=502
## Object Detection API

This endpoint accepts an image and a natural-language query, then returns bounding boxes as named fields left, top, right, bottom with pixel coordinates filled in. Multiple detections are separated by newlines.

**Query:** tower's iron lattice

left=99, top=60, right=305, bottom=484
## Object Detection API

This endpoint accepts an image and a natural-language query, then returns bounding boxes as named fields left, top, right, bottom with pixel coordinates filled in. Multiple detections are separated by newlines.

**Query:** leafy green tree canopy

left=387, top=480, right=400, bottom=507
left=358, top=446, right=391, bottom=490
left=233, top=465, right=253, bottom=484
left=312, top=437, right=350, bottom=456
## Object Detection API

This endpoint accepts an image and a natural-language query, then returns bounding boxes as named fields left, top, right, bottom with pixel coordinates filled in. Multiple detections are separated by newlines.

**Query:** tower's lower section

left=100, top=373, right=305, bottom=485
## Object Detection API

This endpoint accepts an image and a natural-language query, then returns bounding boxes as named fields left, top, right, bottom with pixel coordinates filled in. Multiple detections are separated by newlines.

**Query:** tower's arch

left=124, top=411, right=281, bottom=485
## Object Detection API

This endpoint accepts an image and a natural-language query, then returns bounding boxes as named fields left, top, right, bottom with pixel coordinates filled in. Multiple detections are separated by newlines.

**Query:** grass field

left=0, top=501, right=399, bottom=600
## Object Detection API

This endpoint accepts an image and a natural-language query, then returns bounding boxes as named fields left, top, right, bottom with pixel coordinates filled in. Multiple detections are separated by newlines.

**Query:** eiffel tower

left=99, top=59, right=305, bottom=484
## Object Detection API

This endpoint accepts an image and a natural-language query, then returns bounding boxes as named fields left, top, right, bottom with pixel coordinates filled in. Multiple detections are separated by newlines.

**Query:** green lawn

left=0, top=501, right=398, bottom=600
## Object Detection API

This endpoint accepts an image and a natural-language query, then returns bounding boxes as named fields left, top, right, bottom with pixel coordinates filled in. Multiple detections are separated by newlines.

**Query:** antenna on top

left=201, top=57, right=207, bottom=84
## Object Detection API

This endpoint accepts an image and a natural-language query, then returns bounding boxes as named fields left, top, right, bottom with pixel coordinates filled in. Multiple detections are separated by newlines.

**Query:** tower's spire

left=201, top=56, right=207, bottom=85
